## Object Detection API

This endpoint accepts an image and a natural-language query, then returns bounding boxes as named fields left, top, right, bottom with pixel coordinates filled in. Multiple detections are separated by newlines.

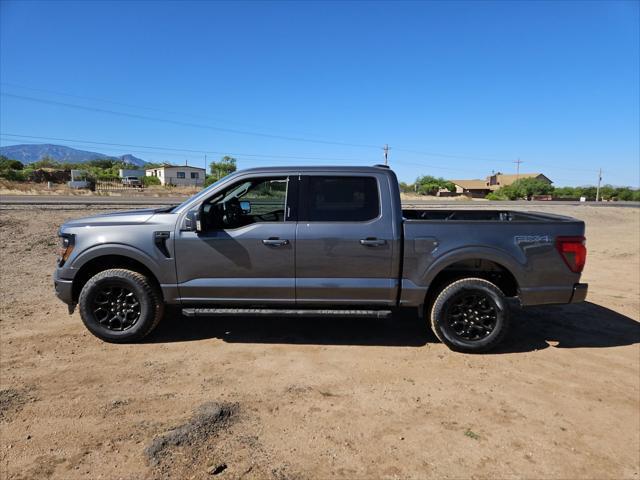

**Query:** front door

left=175, top=175, right=296, bottom=304
left=295, top=174, right=398, bottom=306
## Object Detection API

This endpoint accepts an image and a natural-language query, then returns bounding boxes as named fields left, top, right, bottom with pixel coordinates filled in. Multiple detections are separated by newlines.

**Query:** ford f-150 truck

left=53, top=165, right=588, bottom=352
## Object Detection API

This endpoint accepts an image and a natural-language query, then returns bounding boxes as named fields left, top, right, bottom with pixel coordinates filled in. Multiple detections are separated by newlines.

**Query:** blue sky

left=1, top=0, right=638, bottom=186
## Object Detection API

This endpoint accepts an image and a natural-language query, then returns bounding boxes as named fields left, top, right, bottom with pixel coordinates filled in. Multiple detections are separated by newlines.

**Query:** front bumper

left=570, top=283, right=588, bottom=303
left=53, top=268, right=74, bottom=305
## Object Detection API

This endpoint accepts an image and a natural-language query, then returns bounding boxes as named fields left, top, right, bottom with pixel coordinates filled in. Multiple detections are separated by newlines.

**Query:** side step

left=182, top=308, right=392, bottom=319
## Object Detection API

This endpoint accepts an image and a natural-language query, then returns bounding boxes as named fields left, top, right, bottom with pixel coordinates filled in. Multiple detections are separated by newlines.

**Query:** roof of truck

left=238, top=165, right=392, bottom=174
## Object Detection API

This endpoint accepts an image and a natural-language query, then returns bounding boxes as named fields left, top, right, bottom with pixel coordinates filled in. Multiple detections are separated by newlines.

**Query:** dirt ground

left=0, top=205, right=638, bottom=480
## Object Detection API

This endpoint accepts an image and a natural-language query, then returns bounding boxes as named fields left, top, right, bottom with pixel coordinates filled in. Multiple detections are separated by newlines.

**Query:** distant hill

left=0, top=144, right=146, bottom=167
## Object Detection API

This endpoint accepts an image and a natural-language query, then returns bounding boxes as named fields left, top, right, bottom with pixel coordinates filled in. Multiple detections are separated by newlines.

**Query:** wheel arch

left=71, top=253, right=163, bottom=303
left=422, top=248, right=522, bottom=307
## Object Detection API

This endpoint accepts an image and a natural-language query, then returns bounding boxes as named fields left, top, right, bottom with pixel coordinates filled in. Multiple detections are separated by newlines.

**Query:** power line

left=514, top=158, right=523, bottom=179
left=0, top=81, right=350, bottom=140
left=0, top=133, right=605, bottom=180
left=1, top=93, right=381, bottom=150
left=0, top=133, right=368, bottom=162
left=0, top=138, right=373, bottom=166
left=0, top=86, right=617, bottom=175
left=0, top=134, right=478, bottom=174
left=1, top=87, right=564, bottom=167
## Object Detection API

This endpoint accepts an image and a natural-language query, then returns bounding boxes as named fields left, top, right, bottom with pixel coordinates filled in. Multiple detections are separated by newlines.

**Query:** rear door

left=295, top=173, right=398, bottom=305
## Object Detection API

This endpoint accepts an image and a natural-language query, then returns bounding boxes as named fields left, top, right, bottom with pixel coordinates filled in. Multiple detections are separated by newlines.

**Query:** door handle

left=262, top=238, right=289, bottom=247
left=360, top=238, right=386, bottom=247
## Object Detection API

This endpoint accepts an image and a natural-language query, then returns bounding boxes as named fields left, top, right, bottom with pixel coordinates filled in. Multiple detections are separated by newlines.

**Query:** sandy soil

left=0, top=205, right=638, bottom=480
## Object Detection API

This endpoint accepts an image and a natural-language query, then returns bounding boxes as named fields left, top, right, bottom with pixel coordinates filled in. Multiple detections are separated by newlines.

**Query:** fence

left=95, top=179, right=144, bottom=192
left=162, top=176, right=205, bottom=187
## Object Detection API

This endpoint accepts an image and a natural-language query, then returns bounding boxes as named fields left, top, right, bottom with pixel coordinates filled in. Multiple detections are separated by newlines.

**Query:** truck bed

left=402, top=209, right=577, bottom=222
left=400, top=208, right=586, bottom=307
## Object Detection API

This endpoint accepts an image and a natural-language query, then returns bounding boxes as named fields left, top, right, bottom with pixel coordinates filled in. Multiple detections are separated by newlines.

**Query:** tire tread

left=429, top=277, right=509, bottom=353
left=78, top=268, right=163, bottom=343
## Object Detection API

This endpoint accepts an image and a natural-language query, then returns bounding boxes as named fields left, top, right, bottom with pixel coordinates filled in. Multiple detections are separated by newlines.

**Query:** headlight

left=57, top=234, right=75, bottom=266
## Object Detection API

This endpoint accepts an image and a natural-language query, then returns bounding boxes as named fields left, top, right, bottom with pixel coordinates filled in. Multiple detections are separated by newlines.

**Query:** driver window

left=203, top=176, right=288, bottom=230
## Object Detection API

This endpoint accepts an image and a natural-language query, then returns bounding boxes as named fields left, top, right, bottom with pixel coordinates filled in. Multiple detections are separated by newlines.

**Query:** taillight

left=555, top=236, right=586, bottom=273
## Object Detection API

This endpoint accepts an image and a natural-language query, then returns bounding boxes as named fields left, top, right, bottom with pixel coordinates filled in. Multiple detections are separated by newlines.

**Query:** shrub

left=415, top=175, right=455, bottom=196
left=0, top=157, right=24, bottom=170
left=203, top=175, right=219, bottom=187
left=142, top=175, right=161, bottom=186
left=0, top=169, right=28, bottom=181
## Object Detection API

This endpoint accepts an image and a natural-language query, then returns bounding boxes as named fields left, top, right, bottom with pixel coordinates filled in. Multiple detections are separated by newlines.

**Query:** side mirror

left=184, top=207, right=203, bottom=232
left=239, top=200, right=251, bottom=214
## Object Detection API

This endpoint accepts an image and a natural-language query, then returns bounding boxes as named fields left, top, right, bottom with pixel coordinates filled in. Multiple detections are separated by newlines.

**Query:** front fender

left=66, top=243, right=171, bottom=284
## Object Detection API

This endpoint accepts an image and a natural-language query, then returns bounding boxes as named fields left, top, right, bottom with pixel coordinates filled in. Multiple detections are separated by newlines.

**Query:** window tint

left=306, top=176, right=379, bottom=222
left=203, top=177, right=288, bottom=229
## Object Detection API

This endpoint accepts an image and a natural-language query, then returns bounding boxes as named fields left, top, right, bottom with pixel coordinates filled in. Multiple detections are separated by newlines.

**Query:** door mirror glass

left=239, top=200, right=251, bottom=214
left=183, top=208, right=202, bottom=232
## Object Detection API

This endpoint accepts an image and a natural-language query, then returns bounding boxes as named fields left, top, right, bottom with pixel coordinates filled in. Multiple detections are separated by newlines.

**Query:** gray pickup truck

left=54, top=165, right=587, bottom=352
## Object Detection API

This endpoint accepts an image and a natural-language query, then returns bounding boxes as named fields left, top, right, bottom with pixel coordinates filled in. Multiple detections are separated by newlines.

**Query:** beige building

left=145, top=165, right=206, bottom=186
left=450, top=172, right=552, bottom=197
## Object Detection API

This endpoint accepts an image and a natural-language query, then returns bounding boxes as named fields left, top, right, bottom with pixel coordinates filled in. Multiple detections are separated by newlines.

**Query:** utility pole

left=204, top=154, right=207, bottom=176
left=514, top=158, right=523, bottom=180
left=383, top=144, right=389, bottom=166
left=596, top=168, right=602, bottom=202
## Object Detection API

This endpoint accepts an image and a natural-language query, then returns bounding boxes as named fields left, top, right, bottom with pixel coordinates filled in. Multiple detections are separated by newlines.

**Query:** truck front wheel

left=429, top=278, right=509, bottom=353
left=78, top=268, right=164, bottom=343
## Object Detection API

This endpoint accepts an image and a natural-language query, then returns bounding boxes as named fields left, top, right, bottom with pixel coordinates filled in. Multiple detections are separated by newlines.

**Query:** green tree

left=487, top=177, right=553, bottom=200
left=398, top=181, right=415, bottom=193
left=31, top=156, right=59, bottom=169
left=0, top=156, right=24, bottom=170
left=209, top=156, right=237, bottom=181
left=414, top=175, right=455, bottom=196
left=142, top=175, right=161, bottom=186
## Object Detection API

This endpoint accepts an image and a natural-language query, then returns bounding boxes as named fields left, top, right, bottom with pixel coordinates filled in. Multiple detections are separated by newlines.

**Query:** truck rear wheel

left=429, top=278, right=509, bottom=353
left=78, top=268, right=163, bottom=343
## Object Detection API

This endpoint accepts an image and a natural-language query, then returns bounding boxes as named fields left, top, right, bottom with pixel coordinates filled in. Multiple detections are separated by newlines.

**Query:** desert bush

left=142, top=175, right=161, bottom=186
left=415, top=175, right=455, bottom=196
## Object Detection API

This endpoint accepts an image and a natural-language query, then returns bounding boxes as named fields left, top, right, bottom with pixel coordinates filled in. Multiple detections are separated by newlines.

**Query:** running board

left=182, top=308, right=392, bottom=319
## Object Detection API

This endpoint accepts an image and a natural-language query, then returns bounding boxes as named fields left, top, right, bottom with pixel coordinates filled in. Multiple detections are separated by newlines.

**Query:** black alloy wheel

left=429, top=277, right=510, bottom=353
left=90, top=284, right=141, bottom=331
left=78, top=268, right=164, bottom=343
left=442, top=291, right=498, bottom=341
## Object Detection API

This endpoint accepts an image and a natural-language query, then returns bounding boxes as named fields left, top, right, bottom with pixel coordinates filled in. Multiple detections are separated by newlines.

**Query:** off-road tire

left=429, top=277, right=509, bottom=353
left=78, top=268, right=164, bottom=343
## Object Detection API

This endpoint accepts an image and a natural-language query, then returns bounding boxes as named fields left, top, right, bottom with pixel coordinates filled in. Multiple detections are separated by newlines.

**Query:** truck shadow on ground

left=148, top=301, right=640, bottom=353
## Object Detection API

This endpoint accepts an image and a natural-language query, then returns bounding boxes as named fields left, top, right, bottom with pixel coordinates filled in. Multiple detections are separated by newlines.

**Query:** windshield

left=172, top=176, right=229, bottom=212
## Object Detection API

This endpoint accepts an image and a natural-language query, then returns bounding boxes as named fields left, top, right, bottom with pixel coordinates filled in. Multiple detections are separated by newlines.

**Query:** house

left=145, top=164, right=206, bottom=186
left=450, top=172, right=552, bottom=198
left=449, top=179, right=492, bottom=198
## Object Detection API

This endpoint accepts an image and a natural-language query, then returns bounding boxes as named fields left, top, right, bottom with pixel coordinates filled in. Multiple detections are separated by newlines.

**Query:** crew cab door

left=295, top=173, right=399, bottom=305
left=175, top=174, right=297, bottom=304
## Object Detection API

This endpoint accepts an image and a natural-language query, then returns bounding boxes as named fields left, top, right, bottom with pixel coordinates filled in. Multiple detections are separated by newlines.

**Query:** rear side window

left=305, top=176, right=379, bottom=222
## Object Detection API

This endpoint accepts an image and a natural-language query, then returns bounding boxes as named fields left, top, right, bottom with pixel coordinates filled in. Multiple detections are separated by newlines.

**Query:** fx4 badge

left=515, top=235, right=551, bottom=244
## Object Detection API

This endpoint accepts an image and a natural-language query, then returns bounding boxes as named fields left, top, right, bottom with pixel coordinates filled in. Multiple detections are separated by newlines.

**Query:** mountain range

left=0, top=144, right=146, bottom=167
